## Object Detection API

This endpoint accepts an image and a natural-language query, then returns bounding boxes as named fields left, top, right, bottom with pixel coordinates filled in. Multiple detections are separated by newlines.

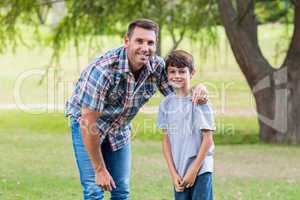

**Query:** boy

left=157, top=50, right=215, bottom=200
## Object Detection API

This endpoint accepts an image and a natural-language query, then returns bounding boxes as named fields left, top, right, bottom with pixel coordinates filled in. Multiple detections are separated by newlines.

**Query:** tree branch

left=236, top=0, right=258, bottom=45
left=38, top=0, right=65, bottom=6
left=282, top=0, right=300, bottom=70
left=169, top=27, right=186, bottom=52
left=218, top=0, right=273, bottom=88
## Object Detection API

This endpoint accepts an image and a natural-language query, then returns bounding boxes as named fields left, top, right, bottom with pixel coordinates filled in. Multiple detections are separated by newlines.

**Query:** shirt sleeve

left=157, top=101, right=168, bottom=129
left=194, top=104, right=216, bottom=131
left=155, top=59, right=174, bottom=96
left=77, top=65, right=111, bottom=113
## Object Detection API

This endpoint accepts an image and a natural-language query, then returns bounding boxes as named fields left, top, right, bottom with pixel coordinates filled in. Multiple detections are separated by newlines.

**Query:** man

left=65, top=19, right=208, bottom=200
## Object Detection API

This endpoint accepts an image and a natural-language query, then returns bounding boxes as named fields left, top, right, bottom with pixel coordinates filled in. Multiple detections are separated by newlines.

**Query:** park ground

left=0, top=24, right=299, bottom=199
left=0, top=112, right=300, bottom=200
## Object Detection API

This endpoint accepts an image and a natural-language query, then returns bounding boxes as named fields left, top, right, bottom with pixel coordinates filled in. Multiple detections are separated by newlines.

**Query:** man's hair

left=165, top=50, right=195, bottom=73
left=127, top=19, right=159, bottom=40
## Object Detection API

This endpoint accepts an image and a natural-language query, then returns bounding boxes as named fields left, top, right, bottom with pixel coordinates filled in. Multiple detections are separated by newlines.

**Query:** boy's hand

left=181, top=167, right=198, bottom=188
left=172, top=173, right=185, bottom=192
left=192, top=84, right=208, bottom=104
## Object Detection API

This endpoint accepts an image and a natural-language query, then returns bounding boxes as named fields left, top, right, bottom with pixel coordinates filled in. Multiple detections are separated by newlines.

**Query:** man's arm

left=191, top=84, right=208, bottom=104
left=181, top=130, right=213, bottom=188
left=80, top=107, right=116, bottom=191
left=162, top=132, right=184, bottom=192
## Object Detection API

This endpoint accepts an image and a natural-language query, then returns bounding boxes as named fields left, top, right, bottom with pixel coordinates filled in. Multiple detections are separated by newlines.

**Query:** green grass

left=0, top=110, right=258, bottom=144
left=0, top=126, right=299, bottom=200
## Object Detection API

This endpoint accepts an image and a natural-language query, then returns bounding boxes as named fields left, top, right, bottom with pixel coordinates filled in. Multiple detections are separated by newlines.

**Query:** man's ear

left=191, top=69, right=196, bottom=76
left=124, top=35, right=129, bottom=48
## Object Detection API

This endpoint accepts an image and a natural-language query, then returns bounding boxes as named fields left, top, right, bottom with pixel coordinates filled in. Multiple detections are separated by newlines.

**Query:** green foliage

left=0, top=0, right=293, bottom=61
left=0, top=0, right=41, bottom=53
left=0, top=0, right=219, bottom=59
left=255, top=0, right=294, bottom=24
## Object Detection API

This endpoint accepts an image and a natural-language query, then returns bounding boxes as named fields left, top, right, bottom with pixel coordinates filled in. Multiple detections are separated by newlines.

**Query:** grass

left=0, top=122, right=299, bottom=200
left=0, top=110, right=258, bottom=144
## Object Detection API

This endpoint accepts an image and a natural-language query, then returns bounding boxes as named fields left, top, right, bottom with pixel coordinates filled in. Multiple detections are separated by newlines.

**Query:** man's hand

left=80, top=108, right=115, bottom=191
left=181, top=167, right=198, bottom=189
left=172, top=173, right=185, bottom=192
left=95, top=168, right=116, bottom=191
left=192, top=84, right=208, bottom=104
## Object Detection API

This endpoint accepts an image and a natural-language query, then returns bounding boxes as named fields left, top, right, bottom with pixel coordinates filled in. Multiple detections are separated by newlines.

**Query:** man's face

left=125, top=27, right=156, bottom=72
left=167, top=66, right=192, bottom=89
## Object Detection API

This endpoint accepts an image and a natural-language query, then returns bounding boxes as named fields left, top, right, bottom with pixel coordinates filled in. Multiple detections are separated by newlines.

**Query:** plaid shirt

left=65, top=46, right=173, bottom=151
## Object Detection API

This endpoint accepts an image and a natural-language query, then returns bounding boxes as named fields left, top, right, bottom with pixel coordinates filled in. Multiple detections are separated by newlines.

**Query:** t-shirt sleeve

left=77, top=65, right=110, bottom=113
left=194, top=104, right=216, bottom=131
left=157, top=101, right=168, bottom=129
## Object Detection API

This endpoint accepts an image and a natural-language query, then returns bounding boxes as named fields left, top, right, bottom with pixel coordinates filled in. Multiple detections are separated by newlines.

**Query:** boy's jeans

left=70, top=117, right=131, bottom=200
left=174, top=172, right=213, bottom=200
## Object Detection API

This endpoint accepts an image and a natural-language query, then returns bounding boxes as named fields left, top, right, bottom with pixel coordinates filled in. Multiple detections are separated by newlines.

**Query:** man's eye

left=148, top=41, right=155, bottom=46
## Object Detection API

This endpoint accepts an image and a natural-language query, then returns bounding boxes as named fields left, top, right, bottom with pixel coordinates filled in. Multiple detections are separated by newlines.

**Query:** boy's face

left=167, top=65, right=192, bottom=89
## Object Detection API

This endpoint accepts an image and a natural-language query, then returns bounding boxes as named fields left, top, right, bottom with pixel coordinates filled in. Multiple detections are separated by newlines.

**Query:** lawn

left=1, top=128, right=299, bottom=200
left=0, top=111, right=300, bottom=200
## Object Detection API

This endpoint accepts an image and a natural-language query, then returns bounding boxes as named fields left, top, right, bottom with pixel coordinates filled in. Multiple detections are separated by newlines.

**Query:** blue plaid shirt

left=65, top=46, right=173, bottom=151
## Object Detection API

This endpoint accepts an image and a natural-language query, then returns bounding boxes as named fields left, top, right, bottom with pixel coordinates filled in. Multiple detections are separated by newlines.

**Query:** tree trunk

left=218, top=0, right=300, bottom=144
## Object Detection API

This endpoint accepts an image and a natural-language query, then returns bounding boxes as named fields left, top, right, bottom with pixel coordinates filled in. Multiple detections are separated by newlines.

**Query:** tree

left=218, top=0, right=300, bottom=144
left=0, top=0, right=218, bottom=58
left=121, top=0, right=218, bottom=55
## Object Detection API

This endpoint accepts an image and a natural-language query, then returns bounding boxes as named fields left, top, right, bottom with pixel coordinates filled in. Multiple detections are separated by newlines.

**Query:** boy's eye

left=136, top=39, right=143, bottom=44
left=179, top=70, right=186, bottom=74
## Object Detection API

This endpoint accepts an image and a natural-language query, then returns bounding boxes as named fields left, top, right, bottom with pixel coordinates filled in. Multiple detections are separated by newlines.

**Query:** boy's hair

left=127, top=19, right=159, bottom=40
left=165, top=50, right=195, bottom=73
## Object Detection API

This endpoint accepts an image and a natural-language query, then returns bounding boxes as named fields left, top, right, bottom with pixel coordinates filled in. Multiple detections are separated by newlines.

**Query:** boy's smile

left=167, top=66, right=192, bottom=94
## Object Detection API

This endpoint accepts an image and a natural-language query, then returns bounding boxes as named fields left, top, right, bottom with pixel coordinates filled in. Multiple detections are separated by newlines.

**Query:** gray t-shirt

left=157, top=94, right=216, bottom=177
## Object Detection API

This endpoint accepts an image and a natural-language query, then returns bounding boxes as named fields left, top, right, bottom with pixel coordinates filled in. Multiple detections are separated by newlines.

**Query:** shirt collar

left=118, top=47, right=130, bottom=73
left=118, top=46, right=156, bottom=74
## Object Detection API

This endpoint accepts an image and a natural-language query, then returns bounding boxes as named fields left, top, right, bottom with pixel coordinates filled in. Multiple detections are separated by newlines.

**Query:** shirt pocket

left=135, top=85, right=156, bottom=106
left=108, top=87, right=125, bottom=105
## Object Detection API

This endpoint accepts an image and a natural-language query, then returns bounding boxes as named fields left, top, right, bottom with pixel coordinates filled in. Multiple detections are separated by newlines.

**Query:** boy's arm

left=182, top=130, right=214, bottom=188
left=191, top=130, right=214, bottom=172
left=162, top=133, right=177, bottom=177
left=162, top=132, right=184, bottom=192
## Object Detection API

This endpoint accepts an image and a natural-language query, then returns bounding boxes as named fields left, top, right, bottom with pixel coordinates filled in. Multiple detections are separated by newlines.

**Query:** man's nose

left=140, top=43, right=149, bottom=52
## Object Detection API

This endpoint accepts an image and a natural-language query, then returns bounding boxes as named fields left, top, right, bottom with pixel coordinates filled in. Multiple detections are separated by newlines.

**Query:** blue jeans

left=174, top=172, right=213, bottom=200
left=70, top=118, right=131, bottom=200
